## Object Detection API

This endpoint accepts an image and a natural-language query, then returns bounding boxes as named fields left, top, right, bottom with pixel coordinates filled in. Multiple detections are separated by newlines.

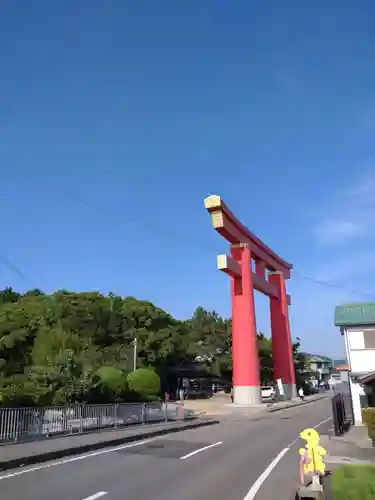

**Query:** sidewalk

left=0, top=417, right=218, bottom=472
left=182, top=393, right=328, bottom=416
left=320, top=425, right=375, bottom=469
left=267, top=394, right=328, bottom=412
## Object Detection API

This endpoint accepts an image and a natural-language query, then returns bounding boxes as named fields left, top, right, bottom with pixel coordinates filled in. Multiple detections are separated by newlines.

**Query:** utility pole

left=133, top=337, right=137, bottom=371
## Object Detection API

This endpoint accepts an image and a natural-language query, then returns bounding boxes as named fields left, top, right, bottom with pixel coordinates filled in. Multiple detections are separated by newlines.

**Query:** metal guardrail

left=0, top=402, right=193, bottom=444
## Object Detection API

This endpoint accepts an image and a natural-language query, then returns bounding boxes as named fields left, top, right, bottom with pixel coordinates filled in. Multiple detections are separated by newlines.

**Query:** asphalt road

left=0, top=399, right=332, bottom=500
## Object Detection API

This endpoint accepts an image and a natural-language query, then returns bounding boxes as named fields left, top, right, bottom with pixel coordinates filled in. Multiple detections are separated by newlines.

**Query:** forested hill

left=0, top=287, right=309, bottom=407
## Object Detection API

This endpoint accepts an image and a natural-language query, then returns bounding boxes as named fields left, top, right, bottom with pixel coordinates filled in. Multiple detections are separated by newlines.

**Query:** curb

left=268, top=395, right=328, bottom=413
left=0, top=419, right=219, bottom=472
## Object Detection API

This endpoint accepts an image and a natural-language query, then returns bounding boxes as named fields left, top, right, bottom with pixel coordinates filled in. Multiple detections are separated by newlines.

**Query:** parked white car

left=261, top=386, right=276, bottom=399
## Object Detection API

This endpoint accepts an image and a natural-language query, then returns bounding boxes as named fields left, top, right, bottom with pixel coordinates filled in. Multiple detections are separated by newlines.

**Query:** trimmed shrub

left=362, top=408, right=375, bottom=443
left=96, top=366, right=128, bottom=400
left=127, top=368, right=160, bottom=401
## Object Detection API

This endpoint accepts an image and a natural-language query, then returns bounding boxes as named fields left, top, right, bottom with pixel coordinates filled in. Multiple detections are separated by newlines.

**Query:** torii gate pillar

left=205, top=195, right=296, bottom=405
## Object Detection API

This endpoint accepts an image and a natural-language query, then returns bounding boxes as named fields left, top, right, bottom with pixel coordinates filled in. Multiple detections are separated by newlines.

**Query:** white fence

left=0, top=402, right=192, bottom=443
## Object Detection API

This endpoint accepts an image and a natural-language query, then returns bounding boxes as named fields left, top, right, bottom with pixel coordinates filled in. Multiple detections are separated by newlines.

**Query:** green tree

left=0, top=287, right=21, bottom=305
left=187, top=306, right=232, bottom=379
left=0, top=289, right=186, bottom=405
left=0, top=287, right=312, bottom=407
left=293, top=338, right=312, bottom=388
left=258, top=333, right=273, bottom=384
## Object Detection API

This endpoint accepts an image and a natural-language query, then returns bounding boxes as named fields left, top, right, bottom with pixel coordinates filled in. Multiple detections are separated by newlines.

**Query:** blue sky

left=1, top=1, right=375, bottom=358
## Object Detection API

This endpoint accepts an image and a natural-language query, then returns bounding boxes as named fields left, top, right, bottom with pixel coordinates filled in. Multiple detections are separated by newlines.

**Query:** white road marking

left=314, top=416, right=333, bottom=429
left=243, top=448, right=289, bottom=500
left=0, top=438, right=155, bottom=481
left=82, top=492, right=107, bottom=500
left=244, top=415, right=333, bottom=499
left=180, top=441, right=222, bottom=460
left=287, top=416, right=333, bottom=447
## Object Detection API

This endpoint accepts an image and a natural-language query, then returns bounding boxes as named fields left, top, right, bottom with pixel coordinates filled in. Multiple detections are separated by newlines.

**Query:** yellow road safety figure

left=298, top=428, right=327, bottom=483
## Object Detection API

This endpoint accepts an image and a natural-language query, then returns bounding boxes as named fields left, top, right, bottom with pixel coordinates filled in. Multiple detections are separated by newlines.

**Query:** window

left=363, top=330, right=375, bottom=349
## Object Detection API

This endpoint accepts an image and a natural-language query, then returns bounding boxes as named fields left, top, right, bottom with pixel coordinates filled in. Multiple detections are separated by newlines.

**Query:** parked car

left=261, top=386, right=276, bottom=399
left=302, top=383, right=319, bottom=395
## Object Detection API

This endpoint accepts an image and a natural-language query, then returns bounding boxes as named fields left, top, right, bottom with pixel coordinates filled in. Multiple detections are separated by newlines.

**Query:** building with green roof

left=334, top=302, right=375, bottom=327
left=334, top=301, right=375, bottom=425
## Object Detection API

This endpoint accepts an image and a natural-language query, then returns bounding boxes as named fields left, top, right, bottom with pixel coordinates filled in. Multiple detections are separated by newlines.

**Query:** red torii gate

left=204, top=195, right=296, bottom=405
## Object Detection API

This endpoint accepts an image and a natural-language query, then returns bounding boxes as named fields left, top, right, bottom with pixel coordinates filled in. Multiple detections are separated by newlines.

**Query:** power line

left=0, top=254, right=37, bottom=288
left=292, top=274, right=374, bottom=300
left=5, top=169, right=211, bottom=254
left=3, top=169, right=374, bottom=299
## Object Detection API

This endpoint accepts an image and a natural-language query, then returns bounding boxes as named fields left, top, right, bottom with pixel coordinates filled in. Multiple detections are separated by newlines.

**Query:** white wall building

left=335, top=303, right=375, bottom=425
left=307, top=355, right=333, bottom=386
left=330, top=362, right=349, bottom=385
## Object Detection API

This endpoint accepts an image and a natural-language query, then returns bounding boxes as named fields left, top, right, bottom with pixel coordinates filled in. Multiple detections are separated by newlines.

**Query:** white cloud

left=289, top=278, right=353, bottom=358
left=314, top=219, right=366, bottom=245
left=313, top=250, right=375, bottom=285
left=294, top=169, right=375, bottom=356
left=345, top=170, right=375, bottom=201
left=313, top=169, right=375, bottom=247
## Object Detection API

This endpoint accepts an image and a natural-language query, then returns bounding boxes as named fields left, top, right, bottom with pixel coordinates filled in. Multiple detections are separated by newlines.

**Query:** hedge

left=127, top=368, right=160, bottom=401
left=362, top=408, right=375, bottom=443
left=332, top=464, right=375, bottom=500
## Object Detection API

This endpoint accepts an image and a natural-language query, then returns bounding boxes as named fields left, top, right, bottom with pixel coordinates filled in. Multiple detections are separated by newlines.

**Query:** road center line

left=314, top=416, right=333, bottom=429
left=0, top=438, right=156, bottom=481
left=82, top=492, right=107, bottom=500
left=180, top=441, right=222, bottom=460
left=287, top=416, right=333, bottom=447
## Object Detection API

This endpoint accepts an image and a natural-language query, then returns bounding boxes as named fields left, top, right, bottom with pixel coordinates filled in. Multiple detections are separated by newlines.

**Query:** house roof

left=304, top=353, right=333, bottom=363
left=330, top=359, right=348, bottom=374
left=359, top=370, right=375, bottom=385
left=333, top=359, right=347, bottom=367
left=335, top=364, right=349, bottom=372
left=335, top=302, right=375, bottom=327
